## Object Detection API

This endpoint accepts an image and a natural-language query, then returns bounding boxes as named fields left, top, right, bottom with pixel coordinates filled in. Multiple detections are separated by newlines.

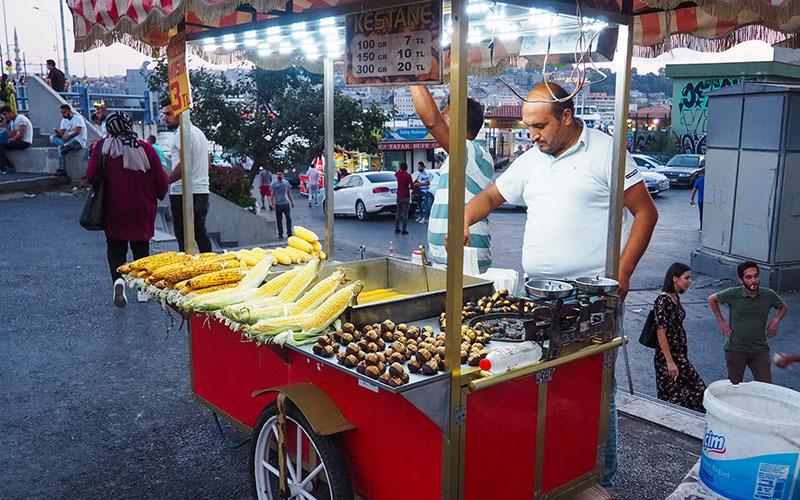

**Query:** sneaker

left=394, top=229, right=401, bottom=234
left=113, top=278, right=127, bottom=308
left=402, top=230, right=409, bottom=235
left=137, top=291, right=150, bottom=303
left=261, top=205, right=266, bottom=210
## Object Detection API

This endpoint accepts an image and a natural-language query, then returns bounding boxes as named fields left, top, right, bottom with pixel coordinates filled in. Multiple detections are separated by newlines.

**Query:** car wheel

left=355, top=200, right=368, bottom=221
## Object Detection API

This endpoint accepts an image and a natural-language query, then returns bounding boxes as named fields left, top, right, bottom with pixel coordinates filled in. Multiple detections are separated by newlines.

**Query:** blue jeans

left=418, top=191, right=433, bottom=220
left=50, top=135, right=83, bottom=170
left=0, top=129, right=7, bottom=145
left=602, top=377, right=618, bottom=489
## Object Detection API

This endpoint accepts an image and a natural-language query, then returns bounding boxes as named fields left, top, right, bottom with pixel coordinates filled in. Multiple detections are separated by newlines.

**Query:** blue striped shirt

left=427, top=141, right=494, bottom=268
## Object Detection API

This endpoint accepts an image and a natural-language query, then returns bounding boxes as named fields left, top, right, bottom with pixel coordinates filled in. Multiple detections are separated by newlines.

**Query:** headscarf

left=102, top=112, right=149, bottom=172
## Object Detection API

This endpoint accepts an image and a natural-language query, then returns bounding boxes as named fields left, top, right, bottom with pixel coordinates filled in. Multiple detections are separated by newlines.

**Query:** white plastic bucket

left=700, top=380, right=800, bottom=500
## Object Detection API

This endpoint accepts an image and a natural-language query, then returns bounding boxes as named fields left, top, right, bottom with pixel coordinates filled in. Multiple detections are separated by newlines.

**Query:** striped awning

left=68, top=0, right=800, bottom=58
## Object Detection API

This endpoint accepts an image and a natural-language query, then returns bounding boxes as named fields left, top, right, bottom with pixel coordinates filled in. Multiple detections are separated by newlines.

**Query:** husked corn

left=288, top=236, right=314, bottom=254
left=293, top=226, right=319, bottom=243
left=117, top=263, right=132, bottom=274
left=192, top=283, right=237, bottom=295
left=247, top=313, right=311, bottom=335
left=301, top=281, right=362, bottom=333
left=236, top=250, right=260, bottom=266
left=254, top=267, right=302, bottom=298
left=129, top=252, right=179, bottom=271
left=151, top=261, right=192, bottom=280
left=290, top=270, right=346, bottom=314
left=283, top=246, right=312, bottom=263
left=165, top=262, right=227, bottom=283
left=143, top=254, right=191, bottom=274
left=312, top=241, right=322, bottom=252
left=154, top=279, right=170, bottom=289
left=186, top=269, right=244, bottom=289
left=271, top=247, right=293, bottom=265
left=318, top=250, right=327, bottom=260
left=276, top=258, right=320, bottom=302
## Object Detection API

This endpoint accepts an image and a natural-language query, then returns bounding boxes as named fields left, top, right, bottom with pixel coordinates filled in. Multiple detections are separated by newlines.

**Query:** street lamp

left=32, top=6, right=61, bottom=71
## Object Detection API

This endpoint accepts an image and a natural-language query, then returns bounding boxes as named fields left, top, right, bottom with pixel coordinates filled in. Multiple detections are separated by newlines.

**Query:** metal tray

left=525, top=279, right=574, bottom=299
left=573, top=276, right=619, bottom=295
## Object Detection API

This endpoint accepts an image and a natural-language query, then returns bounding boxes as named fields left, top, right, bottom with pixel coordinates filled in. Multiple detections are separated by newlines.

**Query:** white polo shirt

left=496, top=126, right=643, bottom=280
left=168, top=124, right=210, bottom=195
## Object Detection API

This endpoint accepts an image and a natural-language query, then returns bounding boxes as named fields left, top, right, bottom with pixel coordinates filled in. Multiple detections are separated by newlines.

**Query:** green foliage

left=143, top=62, right=389, bottom=175
left=208, top=166, right=255, bottom=208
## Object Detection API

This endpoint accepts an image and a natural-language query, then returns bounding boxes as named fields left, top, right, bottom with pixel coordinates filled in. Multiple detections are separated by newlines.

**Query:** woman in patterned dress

left=654, top=262, right=707, bottom=412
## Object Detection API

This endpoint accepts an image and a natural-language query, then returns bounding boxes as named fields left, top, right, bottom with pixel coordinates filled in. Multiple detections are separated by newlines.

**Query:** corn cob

left=221, top=297, right=282, bottom=323
left=186, top=269, right=244, bottom=289
left=290, top=270, right=347, bottom=315
left=283, top=246, right=312, bottom=263
left=192, top=283, right=238, bottom=295
left=250, top=247, right=268, bottom=258
left=254, top=267, right=303, bottom=298
left=236, top=249, right=260, bottom=266
left=319, top=251, right=327, bottom=260
left=312, top=241, right=322, bottom=252
left=276, top=258, right=320, bottom=302
left=144, top=254, right=192, bottom=274
left=270, top=247, right=293, bottom=265
left=126, top=252, right=177, bottom=271
left=154, top=279, right=170, bottom=289
left=235, top=254, right=274, bottom=290
left=150, top=261, right=192, bottom=280
left=293, top=226, right=319, bottom=243
left=245, top=313, right=312, bottom=340
left=288, top=236, right=314, bottom=254
left=165, top=262, right=227, bottom=283
left=132, top=270, right=150, bottom=278
left=301, top=281, right=363, bottom=333
left=118, top=263, right=133, bottom=274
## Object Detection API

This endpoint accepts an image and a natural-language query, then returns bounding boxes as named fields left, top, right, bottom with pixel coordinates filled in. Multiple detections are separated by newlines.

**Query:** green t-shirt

left=716, top=286, right=784, bottom=354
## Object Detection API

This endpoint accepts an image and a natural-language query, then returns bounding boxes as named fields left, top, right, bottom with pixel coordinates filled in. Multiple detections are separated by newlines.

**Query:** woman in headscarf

left=0, top=74, right=16, bottom=114
left=85, top=112, right=168, bottom=307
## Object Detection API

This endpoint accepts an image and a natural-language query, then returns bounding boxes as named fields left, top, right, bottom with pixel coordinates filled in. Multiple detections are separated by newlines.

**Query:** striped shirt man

left=428, top=140, right=494, bottom=270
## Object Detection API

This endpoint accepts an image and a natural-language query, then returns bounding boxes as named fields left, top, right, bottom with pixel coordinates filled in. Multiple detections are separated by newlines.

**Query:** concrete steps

left=0, top=173, right=69, bottom=194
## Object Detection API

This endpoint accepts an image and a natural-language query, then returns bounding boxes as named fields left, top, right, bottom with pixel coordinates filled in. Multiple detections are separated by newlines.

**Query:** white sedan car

left=332, top=171, right=403, bottom=221
left=632, top=154, right=671, bottom=195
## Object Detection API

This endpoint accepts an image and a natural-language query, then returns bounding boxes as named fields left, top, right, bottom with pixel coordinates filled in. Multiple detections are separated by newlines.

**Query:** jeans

left=275, top=204, right=292, bottom=238
left=601, top=378, right=618, bottom=489
left=0, top=139, right=30, bottom=171
left=418, top=191, right=433, bottom=221
left=395, top=197, right=410, bottom=231
left=169, top=194, right=212, bottom=253
left=698, top=202, right=704, bottom=229
left=50, top=135, right=83, bottom=170
left=107, top=239, right=149, bottom=282
left=0, top=129, right=7, bottom=145
left=309, top=185, right=320, bottom=206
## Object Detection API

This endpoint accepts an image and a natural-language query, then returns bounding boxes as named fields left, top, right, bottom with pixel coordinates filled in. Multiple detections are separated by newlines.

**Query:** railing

left=14, top=83, right=154, bottom=125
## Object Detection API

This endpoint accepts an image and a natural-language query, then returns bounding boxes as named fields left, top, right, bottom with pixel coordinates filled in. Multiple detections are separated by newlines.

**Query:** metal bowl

left=574, top=276, right=619, bottom=294
left=525, top=279, right=574, bottom=299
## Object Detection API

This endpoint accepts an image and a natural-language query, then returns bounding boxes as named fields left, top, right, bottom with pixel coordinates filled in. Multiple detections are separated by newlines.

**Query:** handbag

left=79, top=141, right=105, bottom=231
left=638, top=309, right=659, bottom=348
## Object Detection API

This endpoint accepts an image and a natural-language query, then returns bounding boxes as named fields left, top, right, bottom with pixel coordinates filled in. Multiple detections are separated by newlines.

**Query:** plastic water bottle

left=388, top=241, right=395, bottom=258
left=479, top=341, right=543, bottom=373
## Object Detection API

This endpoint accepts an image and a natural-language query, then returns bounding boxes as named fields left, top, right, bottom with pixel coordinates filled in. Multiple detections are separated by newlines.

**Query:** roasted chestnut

left=388, top=362, right=404, bottom=377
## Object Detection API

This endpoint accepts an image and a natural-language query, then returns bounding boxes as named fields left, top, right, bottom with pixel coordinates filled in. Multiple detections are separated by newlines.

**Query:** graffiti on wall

left=673, top=77, right=740, bottom=154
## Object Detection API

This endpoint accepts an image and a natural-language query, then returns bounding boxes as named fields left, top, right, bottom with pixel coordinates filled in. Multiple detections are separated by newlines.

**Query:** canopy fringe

left=639, top=0, right=800, bottom=24
left=634, top=23, right=791, bottom=57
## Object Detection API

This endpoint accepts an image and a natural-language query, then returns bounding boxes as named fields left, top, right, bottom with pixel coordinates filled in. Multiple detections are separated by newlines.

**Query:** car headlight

left=678, top=173, right=690, bottom=177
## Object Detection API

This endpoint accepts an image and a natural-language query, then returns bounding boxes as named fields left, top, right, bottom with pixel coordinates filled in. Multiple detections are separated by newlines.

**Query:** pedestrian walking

left=270, top=170, right=294, bottom=238
left=708, top=261, right=789, bottom=384
left=410, top=86, right=496, bottom=271
left=413, top=161, right=432, bottom=223
left=461, top=82, right=658, bottom=496
left=258, top=167, right=272, bottom=210
left=690, top=173, right=704, bottom=230
left=85, top=112, right=168, bottom=307
left=307, top=165, right=321, bottom=207
left=161, top=97, right=213, bottom=253
left=394, top=162, right=413, bottom=234
left=653, top=263, right=707, bottom=412
left=0, top=74, right=17, bottom=114
left=0, top=105, right=32, bottom=174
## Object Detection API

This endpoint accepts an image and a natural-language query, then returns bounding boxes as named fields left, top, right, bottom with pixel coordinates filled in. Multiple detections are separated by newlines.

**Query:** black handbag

left=638, top=309, right=659, bottom=348
left=79, top=141, right=105, bottom=231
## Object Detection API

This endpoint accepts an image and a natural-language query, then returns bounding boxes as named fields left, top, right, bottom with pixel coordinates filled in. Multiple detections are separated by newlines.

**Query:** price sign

left=166, top=31, right=191, bottom=115
left=345, top=1, right=442, bottom=86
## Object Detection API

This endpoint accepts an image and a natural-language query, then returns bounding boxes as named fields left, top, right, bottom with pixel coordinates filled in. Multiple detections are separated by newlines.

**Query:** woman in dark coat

left=653, top=262, right=707, bottom=412
left=85, top=112, right=168, bottom=307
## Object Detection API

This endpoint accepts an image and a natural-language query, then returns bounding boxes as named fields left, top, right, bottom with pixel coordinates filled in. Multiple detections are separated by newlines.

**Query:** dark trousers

left=107, top=239, right=149, bottom=282
left=725, top=350, right=772, bottom=384
left=170, top=193, right=212, bottom=253
left=275, top=204, right=292, bottom=238
left=0, top=139, right=31, bottom=171
left=395, top=197, right=410, bottom=231
left=698, top=202, right=704, bottom=229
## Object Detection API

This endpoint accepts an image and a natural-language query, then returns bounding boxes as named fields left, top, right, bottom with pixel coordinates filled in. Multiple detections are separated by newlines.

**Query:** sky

left=5, top=0, right=780, bottom=78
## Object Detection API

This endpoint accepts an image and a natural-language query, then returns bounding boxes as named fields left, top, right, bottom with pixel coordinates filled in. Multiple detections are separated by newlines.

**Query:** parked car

left=632, top=154, right=670, bottom=195
left=284, top=164, right=303, bottom=187
left=331, top=171, right=405, bottom=221
left=658, top=154, right=705, bottom=188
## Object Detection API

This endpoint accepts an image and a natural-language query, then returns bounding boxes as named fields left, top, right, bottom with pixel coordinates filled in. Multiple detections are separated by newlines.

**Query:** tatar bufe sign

left=345, top=1, right=442, bottom=86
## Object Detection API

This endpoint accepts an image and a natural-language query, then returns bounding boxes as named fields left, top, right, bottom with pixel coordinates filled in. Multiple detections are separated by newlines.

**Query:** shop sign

left=167, top=31, right=192, bottom=115
left=383, top=127, right=434, bottom=141
left=345, top=1, right=442, bottom=86
left=380, top=141, right=437, bottom=150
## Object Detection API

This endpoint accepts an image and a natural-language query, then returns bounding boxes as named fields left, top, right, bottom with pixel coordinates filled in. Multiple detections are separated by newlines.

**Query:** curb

left=616, top=390, right=704, bottom=440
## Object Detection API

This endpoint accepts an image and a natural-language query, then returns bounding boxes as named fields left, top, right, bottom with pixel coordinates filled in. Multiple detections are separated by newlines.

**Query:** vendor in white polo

left=462, top=82, right=658, bottom=497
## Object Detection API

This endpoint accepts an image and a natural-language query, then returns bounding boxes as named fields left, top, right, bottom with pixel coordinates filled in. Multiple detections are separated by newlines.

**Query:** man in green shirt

left=708, top=261, right=788, bottom=384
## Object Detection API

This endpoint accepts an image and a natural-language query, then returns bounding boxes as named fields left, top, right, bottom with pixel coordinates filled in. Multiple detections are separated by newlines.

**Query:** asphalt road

left=1, top=186, right=795, bottom=499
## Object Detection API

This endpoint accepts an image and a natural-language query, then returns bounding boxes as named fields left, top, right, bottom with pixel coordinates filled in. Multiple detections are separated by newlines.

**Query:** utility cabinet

left=692, top=83, right=800, bottom=291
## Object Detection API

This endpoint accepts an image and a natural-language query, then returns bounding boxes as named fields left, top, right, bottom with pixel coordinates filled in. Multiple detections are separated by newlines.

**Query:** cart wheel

left=250, top=402, right=352, bottom=500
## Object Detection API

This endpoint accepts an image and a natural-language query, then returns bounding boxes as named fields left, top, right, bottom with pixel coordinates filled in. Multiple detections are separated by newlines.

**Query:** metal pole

left=59, top=0, right=70, bottom=81
left=442, top=0, right=468, bottom=498
left=179, top=110, right=197, bottom=254
left=606, top=21, right=635, bottom=396
left=323, top=55, right=335, bottom=259
left=1, top=0, right=8, bottom=72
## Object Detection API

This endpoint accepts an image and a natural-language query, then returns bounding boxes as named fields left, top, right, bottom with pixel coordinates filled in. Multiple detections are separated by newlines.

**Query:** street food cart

left=69, top=0, right=800, bottom=498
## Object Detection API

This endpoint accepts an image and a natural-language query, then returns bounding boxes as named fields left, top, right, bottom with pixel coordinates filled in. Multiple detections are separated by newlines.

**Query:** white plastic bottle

left=479, top=341, right=543, bottom=373
left=388, top=240, right=395, bottom=258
